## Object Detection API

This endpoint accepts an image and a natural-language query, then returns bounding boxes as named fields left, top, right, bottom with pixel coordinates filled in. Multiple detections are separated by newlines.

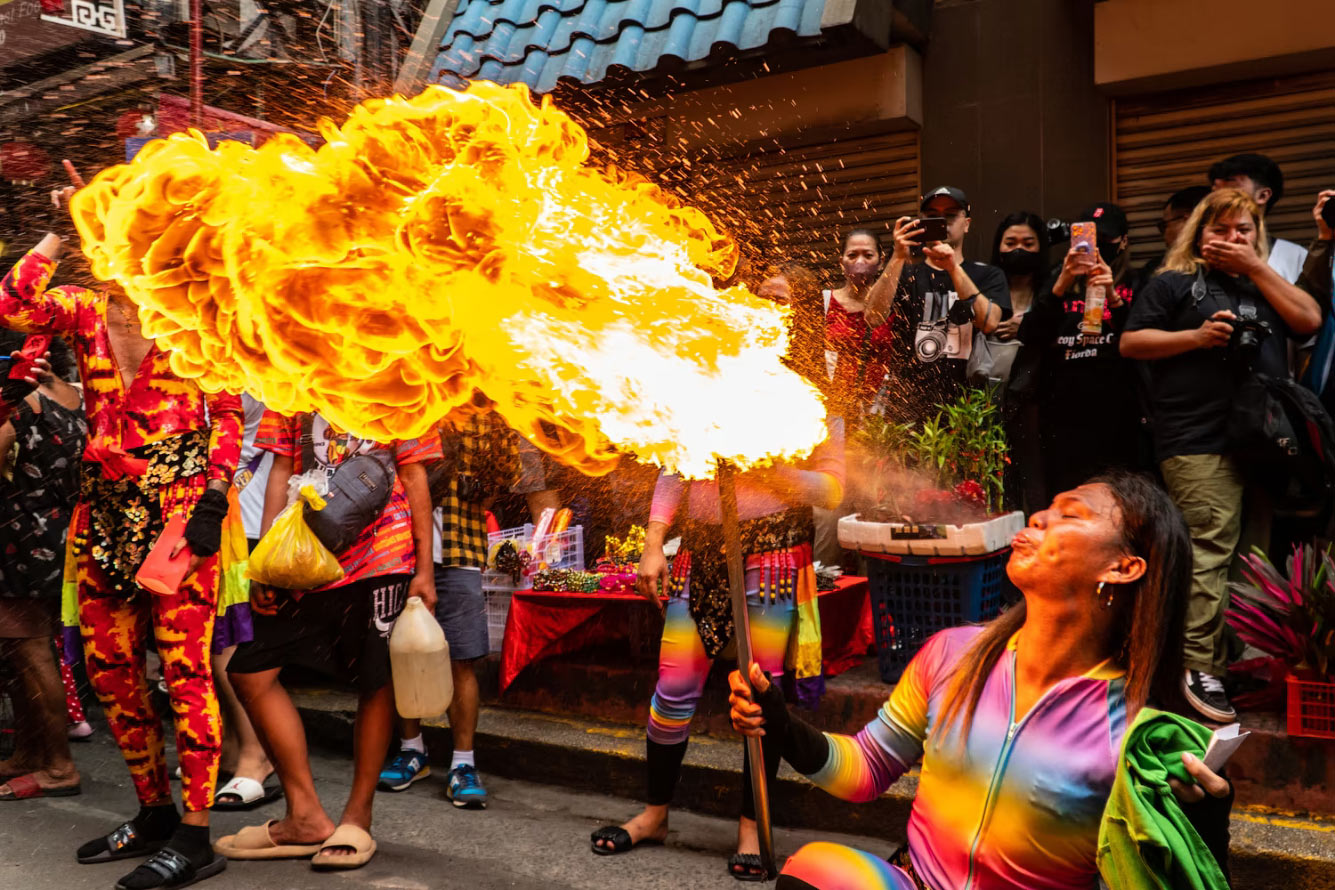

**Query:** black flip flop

left=589, top=825, right=664, bottom=856
left=728, top=852, right=769, bottom=882
left=77, top=821, right=166, bottom=865
left=115, top=848, right=226, bottom=890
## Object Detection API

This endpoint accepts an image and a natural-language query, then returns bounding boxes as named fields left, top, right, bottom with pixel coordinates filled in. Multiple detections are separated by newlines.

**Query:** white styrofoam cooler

left=838, top=511, right=1025, bottom=557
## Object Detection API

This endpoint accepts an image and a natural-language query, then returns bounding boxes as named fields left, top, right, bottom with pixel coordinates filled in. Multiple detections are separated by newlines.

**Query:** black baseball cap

left=921, top=186, right=970, bottom=215
left=1077, top=202, right=1129, bottom=239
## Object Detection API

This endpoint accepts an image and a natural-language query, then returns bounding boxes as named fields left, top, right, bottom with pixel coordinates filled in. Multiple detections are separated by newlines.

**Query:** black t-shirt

left=883, top=260, right=1009, bottom=420
left=1124, top=269, right=1295, bottom=460
left=1017, top=270, right=1149, bottom=496
left=1019, top=270, right=1145, bottom=419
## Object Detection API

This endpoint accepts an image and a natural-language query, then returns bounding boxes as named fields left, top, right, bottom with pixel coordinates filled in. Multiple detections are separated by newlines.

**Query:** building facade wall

left=922, top=0, right=1109, bottom=258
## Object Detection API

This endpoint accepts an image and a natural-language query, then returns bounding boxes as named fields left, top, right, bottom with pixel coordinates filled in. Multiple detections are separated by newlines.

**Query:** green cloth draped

left=1097, top=707, right=1230, bottom=890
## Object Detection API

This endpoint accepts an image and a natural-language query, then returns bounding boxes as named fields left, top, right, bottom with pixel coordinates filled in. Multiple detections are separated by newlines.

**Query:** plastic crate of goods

left=481, top=522, right=585, bottom=593
left=838, top=511, right=1024, bottom=557
left=1286, top=671, right=1335, bottom=740
left=484, top=590, right=511, bottom=653
left=868, top=550, right=1010, bottom=683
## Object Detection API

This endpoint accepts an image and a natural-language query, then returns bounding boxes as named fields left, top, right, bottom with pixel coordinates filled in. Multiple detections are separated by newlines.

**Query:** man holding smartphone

left=864, top=186, right=1010, bottom=421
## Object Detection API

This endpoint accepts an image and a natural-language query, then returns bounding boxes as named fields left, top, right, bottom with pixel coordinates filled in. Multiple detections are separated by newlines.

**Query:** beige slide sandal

left=310, top=823, right=377, bottom=871
left=215, top=820, right=327, bottom=860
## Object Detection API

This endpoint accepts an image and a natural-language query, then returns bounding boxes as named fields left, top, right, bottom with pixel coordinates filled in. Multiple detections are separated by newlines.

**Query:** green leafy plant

left=1228, top=544, right=1335, bottom=680
left=851, top=388, right=1008, bottom=515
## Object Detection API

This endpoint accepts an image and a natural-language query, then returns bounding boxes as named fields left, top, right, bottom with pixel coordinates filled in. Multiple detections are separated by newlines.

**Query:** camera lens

left=915, top=327, right=947, bottom=363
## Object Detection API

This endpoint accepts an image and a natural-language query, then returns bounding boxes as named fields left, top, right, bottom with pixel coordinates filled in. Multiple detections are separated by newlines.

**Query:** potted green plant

left=840, top=387, right=1023, bottom=557
left=1227, top=544, right=1335, bottom=737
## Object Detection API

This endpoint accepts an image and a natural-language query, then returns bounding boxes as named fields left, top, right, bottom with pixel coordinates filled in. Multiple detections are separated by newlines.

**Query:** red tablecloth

left=499, top=576, right=872, bottom=690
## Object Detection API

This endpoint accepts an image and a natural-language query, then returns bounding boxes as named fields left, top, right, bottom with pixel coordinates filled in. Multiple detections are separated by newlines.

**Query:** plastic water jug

left=389, top=598, right=453, bottom=719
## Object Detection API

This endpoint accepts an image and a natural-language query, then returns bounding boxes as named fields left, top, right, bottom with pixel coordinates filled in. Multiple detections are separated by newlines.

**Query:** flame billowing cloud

left=70, top=81, right=827, bottom=478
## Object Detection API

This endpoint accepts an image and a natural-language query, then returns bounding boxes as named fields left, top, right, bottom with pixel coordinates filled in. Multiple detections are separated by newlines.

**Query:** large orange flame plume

left=69, top=81, right=827, bottom=478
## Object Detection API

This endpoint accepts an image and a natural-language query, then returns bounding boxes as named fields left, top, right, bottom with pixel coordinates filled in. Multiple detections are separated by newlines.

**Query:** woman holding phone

left=1012, top=203, right=1147, bottom=501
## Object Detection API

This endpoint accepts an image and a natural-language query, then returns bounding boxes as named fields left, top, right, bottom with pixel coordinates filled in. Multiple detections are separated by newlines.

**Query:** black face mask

left=1097, top=238, right=1125, bottom=267
left=997, top=248, right=1044, bottom=276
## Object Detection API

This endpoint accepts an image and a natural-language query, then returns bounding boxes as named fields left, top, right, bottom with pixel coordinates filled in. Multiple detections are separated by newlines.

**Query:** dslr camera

left=1046, top=218, right=1072, bottom=243
left=914, top=319, right=949, bottom=363
left=1227, top=316, right=1272, bottom=361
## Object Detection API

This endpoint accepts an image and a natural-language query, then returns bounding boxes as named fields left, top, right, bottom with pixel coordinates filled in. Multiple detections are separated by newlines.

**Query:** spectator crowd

left=0, top=147, right=1330, bottom=890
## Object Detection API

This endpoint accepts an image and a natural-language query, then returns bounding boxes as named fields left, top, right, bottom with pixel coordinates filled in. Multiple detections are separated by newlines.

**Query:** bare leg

left=228, top=668, right=334, bottom=845
left=212, top=646, right=272, bottom=786
left=0, top=637, right=79, bottom=790
left=317, top=684, right=394, bottom=860
left=445, top=658, right=479, bottom=755
left=397, top=716, right=421, bottom=744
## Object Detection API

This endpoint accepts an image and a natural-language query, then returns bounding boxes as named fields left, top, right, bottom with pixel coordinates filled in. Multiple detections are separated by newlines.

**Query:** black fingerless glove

left=183, top=488, right=229, bottom=558
left=947, top=295, right=978, bottom=325
left=0, top=374, right=36, bottom=409
left=752, top=675, right=830, bottom=776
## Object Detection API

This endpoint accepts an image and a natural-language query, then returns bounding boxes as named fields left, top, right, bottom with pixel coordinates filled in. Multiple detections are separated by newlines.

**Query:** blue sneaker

left=377, top=749, right=430, bottom=792
left=446, top=764, right=488, bottom=809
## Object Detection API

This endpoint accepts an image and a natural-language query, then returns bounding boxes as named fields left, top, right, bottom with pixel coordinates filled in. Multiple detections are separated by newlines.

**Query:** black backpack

left=1193, top=271, right=1335, bottom=519
left=1228, top=372, right=1335, bottom=518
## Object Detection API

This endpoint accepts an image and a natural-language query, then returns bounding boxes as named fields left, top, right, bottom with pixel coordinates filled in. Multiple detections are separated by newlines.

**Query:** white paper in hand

left=1202, top=723, right=1250, bottom=772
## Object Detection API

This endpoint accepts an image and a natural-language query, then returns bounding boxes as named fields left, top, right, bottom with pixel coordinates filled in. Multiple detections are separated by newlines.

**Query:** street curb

left=295, top=696, right=912, bottom=841
left=293, top=694, right=1335, bottom=889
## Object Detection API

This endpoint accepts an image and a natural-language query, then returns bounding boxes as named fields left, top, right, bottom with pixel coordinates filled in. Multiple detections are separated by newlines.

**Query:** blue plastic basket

left=867, top=550, right=1011, bottom=683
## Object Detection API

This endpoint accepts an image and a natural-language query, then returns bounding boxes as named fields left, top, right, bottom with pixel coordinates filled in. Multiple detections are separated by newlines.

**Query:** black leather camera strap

left=1191, top=268, right=1258, bottom=320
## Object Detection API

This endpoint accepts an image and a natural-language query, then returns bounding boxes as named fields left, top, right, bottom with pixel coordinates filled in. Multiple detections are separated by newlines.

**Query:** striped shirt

left=256, top=411, right=439, bottom=589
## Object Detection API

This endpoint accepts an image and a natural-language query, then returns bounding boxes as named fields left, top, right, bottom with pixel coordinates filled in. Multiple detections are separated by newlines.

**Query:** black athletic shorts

left=228, top=574, right=410, bottom=692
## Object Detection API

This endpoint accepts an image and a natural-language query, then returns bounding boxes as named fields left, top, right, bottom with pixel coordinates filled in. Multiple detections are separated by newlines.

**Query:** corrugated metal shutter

left=690, top=128, right=921, bottom=269
left=1114, top=70, right=1335, bottom=268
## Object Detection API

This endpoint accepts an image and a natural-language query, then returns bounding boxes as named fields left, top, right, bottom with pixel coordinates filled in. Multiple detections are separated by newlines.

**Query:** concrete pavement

left=0, top=727, right=896, bottom=890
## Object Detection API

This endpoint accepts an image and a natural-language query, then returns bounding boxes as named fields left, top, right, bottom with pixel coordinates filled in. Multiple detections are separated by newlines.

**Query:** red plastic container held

left=135, top=513, right=193, bottom=596
left=9, top=334, right=51, bottom=380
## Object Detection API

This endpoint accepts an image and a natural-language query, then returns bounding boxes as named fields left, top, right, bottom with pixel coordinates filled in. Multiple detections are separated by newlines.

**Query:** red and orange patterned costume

left=0, top=249, right=243, bottom=813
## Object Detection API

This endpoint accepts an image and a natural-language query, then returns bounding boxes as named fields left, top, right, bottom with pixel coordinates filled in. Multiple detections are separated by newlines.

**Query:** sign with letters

left=0, top=0, right=83, bottom=63
left=40, top=0, right=125, bottom=38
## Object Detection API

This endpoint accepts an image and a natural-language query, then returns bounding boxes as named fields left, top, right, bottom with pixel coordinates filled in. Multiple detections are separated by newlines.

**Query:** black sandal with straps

left=728, top=852, right=769, bottom=882
left=76, top=821, right=166, bottom=865
left=114, top=848, right=225, bottom=890
left=589, top=825, right=664, bottom=856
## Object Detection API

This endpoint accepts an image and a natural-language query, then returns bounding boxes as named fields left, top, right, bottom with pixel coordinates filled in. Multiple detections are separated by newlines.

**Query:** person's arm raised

left=927, top=244, right=1003, bottom=334
left=1203, top=240, right=1322, bottom=336
left=865, top=216, right=922, bottom=328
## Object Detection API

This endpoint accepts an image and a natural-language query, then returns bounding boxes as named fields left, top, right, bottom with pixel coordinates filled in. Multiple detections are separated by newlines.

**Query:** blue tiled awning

left=431, top=0, right=830, bottom=94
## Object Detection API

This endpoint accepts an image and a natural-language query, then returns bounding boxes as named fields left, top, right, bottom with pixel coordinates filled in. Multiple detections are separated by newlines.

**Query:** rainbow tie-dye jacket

left=809, top=625, right=1127, bottom=890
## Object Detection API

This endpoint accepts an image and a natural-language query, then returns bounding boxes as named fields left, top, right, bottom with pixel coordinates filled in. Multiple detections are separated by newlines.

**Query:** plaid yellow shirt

left=437, top=412, right=521, bottom=568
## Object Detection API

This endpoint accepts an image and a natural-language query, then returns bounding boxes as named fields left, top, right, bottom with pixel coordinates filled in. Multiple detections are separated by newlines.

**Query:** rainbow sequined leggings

left=644, top=560, right=795, bottom=814
left=78, top=561, right=222, bottom=813
left=775, top=842, right=918, bottom=890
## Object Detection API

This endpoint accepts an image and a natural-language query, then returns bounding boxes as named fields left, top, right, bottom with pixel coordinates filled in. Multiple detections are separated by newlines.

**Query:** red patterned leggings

left=53, top=636, right=87, bottom=724
left=78, top=560, right=222, bottom=813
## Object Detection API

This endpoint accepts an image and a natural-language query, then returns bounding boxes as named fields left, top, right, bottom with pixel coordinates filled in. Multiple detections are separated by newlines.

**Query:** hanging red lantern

left=0, top=142, right=53, bottom=183
left=39, top=0, right=65, bottom=13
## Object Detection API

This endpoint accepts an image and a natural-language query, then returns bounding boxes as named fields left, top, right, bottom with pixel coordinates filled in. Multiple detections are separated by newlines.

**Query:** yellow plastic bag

left=248, top=486, right=345, bottom=590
